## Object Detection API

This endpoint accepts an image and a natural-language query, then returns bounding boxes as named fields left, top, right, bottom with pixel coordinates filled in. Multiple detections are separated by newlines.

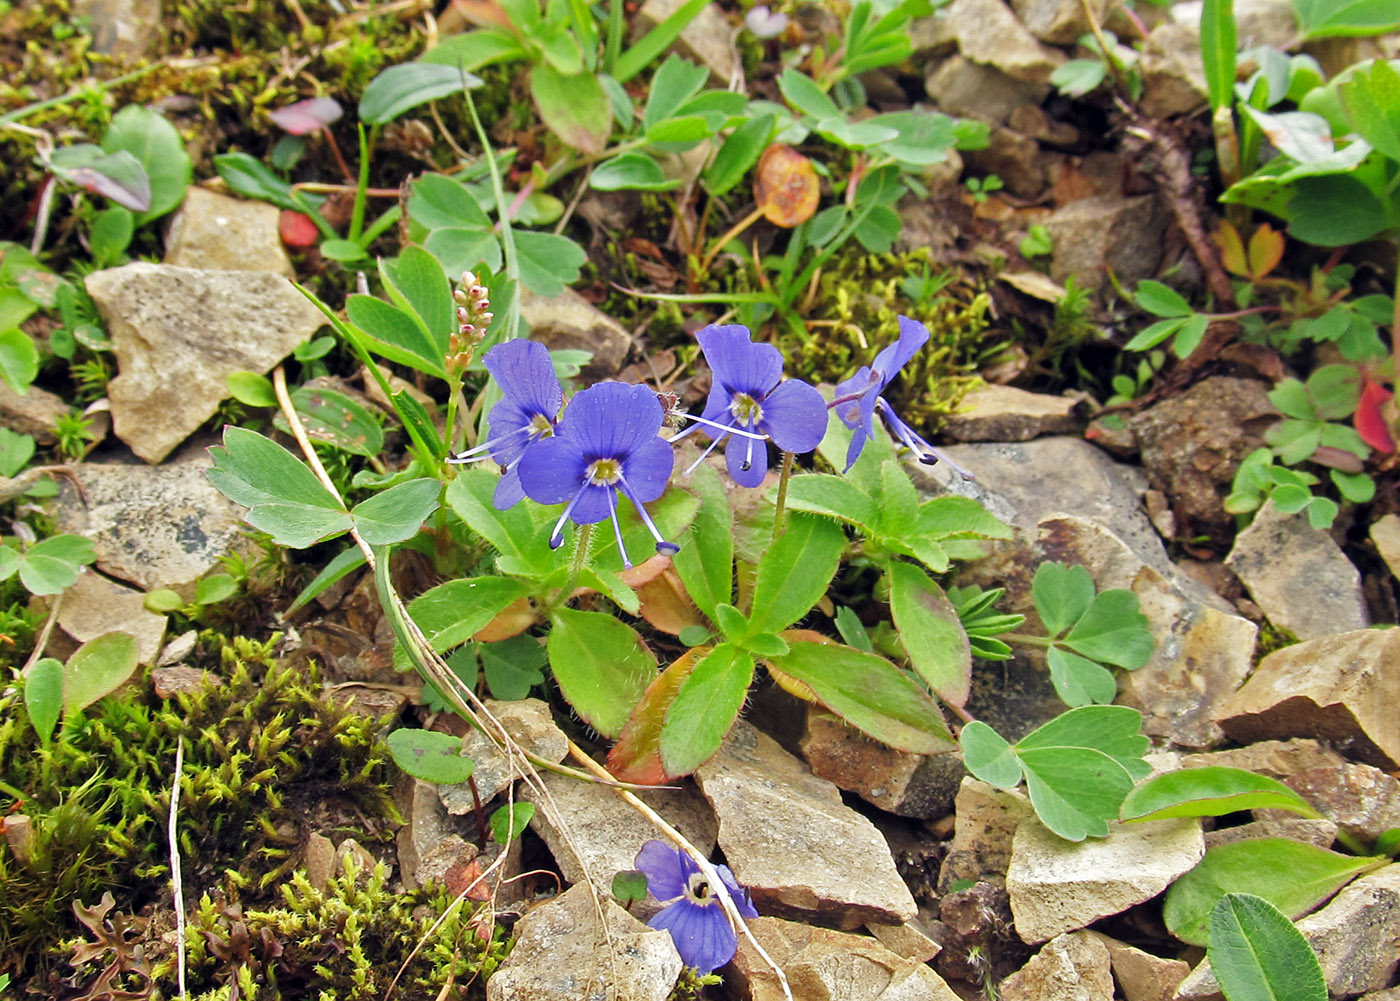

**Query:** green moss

left=0, top=636, right=399, bottom=983
left=1252, top=620, right=1299, bottom=665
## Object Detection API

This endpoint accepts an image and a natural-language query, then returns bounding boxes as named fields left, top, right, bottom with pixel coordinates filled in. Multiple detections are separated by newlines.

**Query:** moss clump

left=0, top=636, right=398, bottom=984
left=1252, top=620, right=1299, bottom=665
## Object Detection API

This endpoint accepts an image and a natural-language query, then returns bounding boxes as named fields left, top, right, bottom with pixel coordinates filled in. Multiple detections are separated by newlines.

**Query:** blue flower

left=517, top=382, right=679, bottom=568
left=448, top=339, right=564, bottom=509
left=635, top=840, right=758, bottom=974
left=833, top=315, right=971, bottom=478
left=678, top=324, right=827, bottom=488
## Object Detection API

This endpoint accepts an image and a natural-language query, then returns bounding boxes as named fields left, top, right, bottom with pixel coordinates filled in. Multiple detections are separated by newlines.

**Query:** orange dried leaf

left=1213, top=221, right=1248, bottom=276
left=1246, top=222, right=1285, bottom=279
left=636, top=569, right=707, bottom=637
left=754, top=144, right=820, bottom=228
left=606, top=649, right=702, bottom=784
left=473, top=596, right=535, bottom=642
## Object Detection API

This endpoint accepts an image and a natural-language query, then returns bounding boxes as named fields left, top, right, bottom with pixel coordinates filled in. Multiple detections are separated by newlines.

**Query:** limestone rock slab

left=53, top=570, right=167, bottom=665
left=938, top=778, right=1033, bottom=890
left=164, top=188, right=293, bottom=276
left=1047, top=195, right=1166, bottom=295
left=1216, top=628, right=1400, bottom=770
left=1006, top=817, right=1204, bottom=944
left=949, top=0, right=1065, bottom=83
left=696, top=722, right=918, bottom=928
left=1226, top=498, right=1367, bottom=641
left=1011, top=0, right=1108, bottom=44
left=729, top=917, right=961, bottom=1001
left=1000, top=931, right=1113, bottom=1001
left=1086, top=932, right=1189, bottom=1001
left=85, top=263, right=327, bottom=462
left=438, top=699, right=568, bottom=809
left=924, top=55, right=1048, bottom=124
left=943, top=384, right=1086, bottom=442
left=486, top=883, right=682, bottom=1001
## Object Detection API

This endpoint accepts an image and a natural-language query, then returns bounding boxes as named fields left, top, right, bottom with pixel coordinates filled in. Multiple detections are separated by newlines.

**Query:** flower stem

left=564, top=521, right=593, bottom=600
left=771, top=451, right=795, bottom=543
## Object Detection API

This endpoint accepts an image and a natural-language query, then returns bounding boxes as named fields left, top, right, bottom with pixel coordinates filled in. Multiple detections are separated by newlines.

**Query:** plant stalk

left=771, top=451, right=795, bottom=542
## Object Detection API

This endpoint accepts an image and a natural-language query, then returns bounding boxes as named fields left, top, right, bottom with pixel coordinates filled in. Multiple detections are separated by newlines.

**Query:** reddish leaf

left=606, top=649, right=701, bottom=784
left=473, top=596, right=535, bottom=642
left=1355, top=376, right=1396, bottom=454
left=635, top=568, right=707, bottom=637
left=754, top=144, right=819, bottom=228
left=268, top=97, right=344, bottom=135
left=279, top=210, right=320, bottom=248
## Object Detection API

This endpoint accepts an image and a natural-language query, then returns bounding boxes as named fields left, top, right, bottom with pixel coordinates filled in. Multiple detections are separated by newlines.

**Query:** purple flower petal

left=870, top=315, right=930, bottom=387
left=648, top=899, right=738, bottom=974
left=517, top=436, right=588, bottom=505
left=758, top=378, right=827, bottom=453
left=484, top=399, right=541, bottom=465
left=559, top=382, right=664, bottom=458
left=715, top=864, right=759, bottom=918
left=484, top=340, right=563, bottom=421
left=636, top=841, right=692, bottom=902
left=567, top=483, right=618, bottom=524
left=268, top=96, right=344, bottom=135
left=620, top=437, right=675, bottom=503
left=698, top=325, right=783, bottom=401
left=724, top=432, right=770, bottom=488
left=492, top=464, right=526, bottom=509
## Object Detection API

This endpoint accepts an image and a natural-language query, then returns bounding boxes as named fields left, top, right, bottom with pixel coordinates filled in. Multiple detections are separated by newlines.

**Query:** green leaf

left=748, top=513, right=845, bottom=636
left=1200, top=0, right=1237, bottom=113
left=531, top=63, right=611, bottom=155
left=89, top=206, right=134, bottom=265
left=213, top=153, right=304, bottom=212
left=359, top=62, right=484, bottom=124
left=419, top=28, right=529, bottom=71
left=407, top=576, right=532, bottom=653
left=1019, top=746, right=1136, bottom=841
left=409, top=173, right=492, bottom=231
left=1050, top=59, right=1108, bottom=97
left=660, top=643, right=754, bottom=775
left=101, top=104, right=191, bottom=225
left=1032, top=562, right=1095, bottom=637
left=768, top=640, right=956, bottom=753
left=25, top=657, right=63, bottom=746
left=424, top=228, right=502, bottom=281
left=702, top=113, right=775, bottom=197
left=0, top=328, right=39, bottom=394
left=1338, top=59, right=1400, bottom=163
left=1063, top=589, right=1154, bottom=669
left=777, top=68, right=841, bottom=120
left=513, top=230, right=587, bottom=298
left=713, top=602, right=749, bottom=642
left=1135, top=280, right=1194, bottom=318
left=1208, top=893, right=1327, bottom=1001
left=1017, top=704, right=1152, bottom=781
left=385, top=728, right=476, bottom=784
left=1293, top=0, right=1400, bottom=38
left=1289, top=175, right=1394, bottom=246
left=194, top=573, right=238, bottom=606
left=226, top=371, right=277, bottom=408
left=1124, top=317, right=1188, bottom=353
left=206, top=426, right=352, bottom=548
left=17, top=534, right=96, bottom=595
left=780, top=473, right=878, bottom=534
left=960, top=720, right=1022, bottom=789
left=867, top=110, right=957, bottom=166
left=590, top=152, right=679, bottom=192
left=282, top=386, right=388, bottom=458
left=914, top=495, right=1013, bottom=542
left=888, top=562, right=971, bottom=706
left=445, top=469, right=556, bottom=575
left=490, top=801, right=536, bottom=843
left=641, top=56, right=709, bottom=131
left=480, top=634, right=547, bottom=700
left=1047, top=646, right=1119, bottom=707
left=547, top=608, right=657, bottom=738
left=0, top=427, right=34, bottom=478
left=346, top=294, right=446, bottom=379
left=1121, top=766, right=1324, bottom=823
left=381, top=246, right=455, bottom=359
left=63, top=632, right=139, bottom=715
left=671, top=463, right=732, bottom=620
left=49, top=145, right=150, bottom=211
left=612, top=869, right=649, bottom=903
left=1164, top=839, right=1382, bottom=945
left=350, top=478, right=440, bottom=545
left=612, top=0, right=709, bottom=82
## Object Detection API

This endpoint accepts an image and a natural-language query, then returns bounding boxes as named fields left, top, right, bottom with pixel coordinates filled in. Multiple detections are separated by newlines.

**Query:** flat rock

left=1370, top=513, right=1400, bottom=581
left=524, top=771, right=717, bottom=905
left=1010, top=0, right=1108, bottom=44
left=938, top=778, right=1033, bottom=890
left=695, top=722, right=918, bottom=928
left=85, top=263, right=327, bottom=462
left=164, top=188, right=293, bottom=276
left=1085, top=932, right=1189, bottom=1001
left=867, top=919, right=942, bottom=964
left=963, top=126, right=1047, bottom=199
left=439, top=699, right=568, bottom=810
left=520, top=288, right=632, bottom=378
left=1177, top=864, right=1400, bottom=1001
left=728, top=916, right=961, bottom=1001
left=636, top=0, right=736, bottom=84
left=1181, top=738, right=1345, bottom=781
left=1203, top=817, right=1338, bottom=850
left=151, top=664, right=221, bottom=698
left=49, top=458, right=251, bottom=594
left=1139, top=23, right=1210, bottom=118
left=486, top=883, right=682, bottom=1001
left=1225, top=498, right=1367, bottom=641
left=1128, top=377, right=1277, bottom=545
left=1000, top=931, right=1113, bottom=1001
left=924, top=55, right=1049, bottom=124
left=800, top=707, right=962, bottom=819
left=1117, top=565, right=1257, bottom=749
left=53, top=570, right=167, bottom=665
left=949, top=0, right=1065, bottom=83
left=1171, top=0, right=1298, bottom=49
left=1006, top=817, right=1204, bottom=944
left=1216, top=628, right=1400, bottom=770
left=0, top=379, right=69, bottom=444
left=1047, top=194, right=1166, bottom=295
left=1273, top=762, right=1400, bottom=843
left=72, top=0, right=161, bottom=60
left=396, top=778, right=475, bottom=890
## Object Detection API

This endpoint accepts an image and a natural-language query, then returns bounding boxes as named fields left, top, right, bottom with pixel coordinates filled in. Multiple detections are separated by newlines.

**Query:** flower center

left=585, top=457, right=623, bottom=485
left=529, top=413, right=554, bottom=437
left=684, top=871, right=717, bottom=905
left=729, top=392, right=763, bottom=426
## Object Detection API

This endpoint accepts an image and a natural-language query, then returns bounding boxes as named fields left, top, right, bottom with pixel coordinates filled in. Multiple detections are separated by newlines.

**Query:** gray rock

left=151, top=664, right=220, bottom=698
left=1117, top=564, right=1257, bottom=749
left=938, top=778, right=1034, bottom=891
left=85, top=263, right=327, bottom=462
left=1171, top=0, right=1298, bottom=50
left=1011, top=0, right=1109, bottom=44
left=1007, top=104, right=1080, bottom=146
left=396, top=778, right=475, bottom=890
left=1128, top=377, right=1278, bottom=544
left=1139, top=23, right=1210, bottom=118
left=800, top=707, right=963, bottom=819
left=635, top=0, right=736, bottom=85
left=999, top=931, right=1113, bottom=1001
left=1204, top=817, right=1339, bottom=850
left=729, top=916, right=962, bottom=1001
left=945, top=385, right=1088, bottom=443
left=303, top=832, right=337, bottom=891
left=696, top=721, right=918, bottom=928
left=439, top=699, right=568, bottom=810
left=910, top=11, right=959, bottom=56
left=1046, top=194, right=1167, bottom=295
left=963, top=126, right=1048, bottom=199
left=520, top=288, right=632, bottom=378
left=72, top=0, right=161, bottom=60
left=924, top=55, right=1049, bottom=124
left=524, top=771, right=717, bottom=906
left=1370, top=513, right=1400, bottom=581
left=1084, top=932, right=1189, bottom=1001
left=164, top=187, right=294, bottom=277
left=1217, top=628, right=1400, bottom=770
left=867, top=919, right=942, bottom=964
left=53, top=570, right=167, bottom=665
left=1226, top=498, right=1368, bottom=641
left=49, top=458, right=251, bottom=594
left=1181, top=738, right=1345, bottom=781
left=949, top=0, right=1066, bottom=83
left=1272, top=762, right=1400, bottom=843
left=486, top=883, right=682, bottom=1001
left=1006, top=816, right=1204, bottom=944
left=0, top=379, right=69, bottom=444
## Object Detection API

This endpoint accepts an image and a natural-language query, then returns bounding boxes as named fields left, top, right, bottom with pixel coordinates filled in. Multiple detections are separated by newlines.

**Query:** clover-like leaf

left=1031, top=562, right=1095, bottom=637
left=206, top=426, right=351, bottom=548
left=386, top=728, right=476, bottom=785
